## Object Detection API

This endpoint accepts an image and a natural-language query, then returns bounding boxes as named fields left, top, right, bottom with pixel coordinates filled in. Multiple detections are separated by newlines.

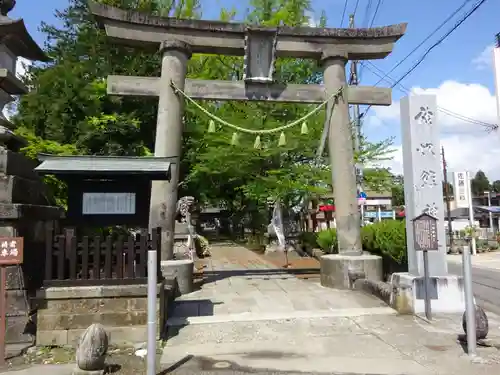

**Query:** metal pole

left=462, top=243, right=477, bottom=356
left=442, top=147, right=453, bottom=250
left=349, top=14, right=364, bottom=228
left=466, top=171, right=477, bottom=255
left=422, top=250, right=432, bottom=320
left=147, top=249, right=157, bottom=375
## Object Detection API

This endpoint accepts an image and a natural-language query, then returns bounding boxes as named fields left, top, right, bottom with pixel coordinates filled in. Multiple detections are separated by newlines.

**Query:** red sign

left=0, top=236, right=24, bottom=365
left=319, top=205, right=335, bottom=212
left=0, top=237, right=23, bottom=265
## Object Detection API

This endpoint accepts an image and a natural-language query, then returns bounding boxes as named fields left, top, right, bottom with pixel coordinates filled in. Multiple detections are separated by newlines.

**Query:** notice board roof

left=35, top=154, right=175, bottom=180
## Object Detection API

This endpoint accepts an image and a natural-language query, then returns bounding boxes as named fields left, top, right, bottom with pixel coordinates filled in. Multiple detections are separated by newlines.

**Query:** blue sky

left=13, top=0, right=500, bottom=178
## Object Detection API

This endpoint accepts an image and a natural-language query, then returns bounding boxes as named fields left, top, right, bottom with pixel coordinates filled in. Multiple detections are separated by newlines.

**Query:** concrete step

left=166, top=306, right=396, bottom=327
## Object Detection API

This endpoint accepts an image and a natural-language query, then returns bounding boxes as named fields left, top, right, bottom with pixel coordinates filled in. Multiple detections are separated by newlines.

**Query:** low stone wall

left=35, top=283, right=172, bottom=347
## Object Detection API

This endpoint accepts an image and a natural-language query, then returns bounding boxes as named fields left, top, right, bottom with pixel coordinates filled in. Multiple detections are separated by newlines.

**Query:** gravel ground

left=3, top=345, right=168, bottom=375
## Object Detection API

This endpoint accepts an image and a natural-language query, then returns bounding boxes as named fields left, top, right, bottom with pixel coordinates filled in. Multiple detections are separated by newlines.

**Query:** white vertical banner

left=453, top=171, right=471, bottom=209
left=271, top=200, right=286, bottom=251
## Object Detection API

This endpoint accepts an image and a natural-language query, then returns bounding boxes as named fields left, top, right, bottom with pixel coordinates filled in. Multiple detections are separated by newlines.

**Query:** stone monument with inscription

left=390, top=94, right=466, bottom=314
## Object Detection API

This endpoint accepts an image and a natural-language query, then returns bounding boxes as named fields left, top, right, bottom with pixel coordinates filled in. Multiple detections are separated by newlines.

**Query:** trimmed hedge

left=316, top=228, right=338, bottom=254
left=311, top=220, right=407, bottom=265
left=361, top=220, right=407, bottom=265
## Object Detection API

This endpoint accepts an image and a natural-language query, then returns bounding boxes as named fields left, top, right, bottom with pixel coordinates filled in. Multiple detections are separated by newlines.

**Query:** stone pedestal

left=72, top=369, right=104, bottom=375
left=0, top=145, right=62, bottom=344
left=390, top=272, right=466, bottom=314
left=161, top=259, right=194, bottom=295
left=320, top=253, right=383, bottom=289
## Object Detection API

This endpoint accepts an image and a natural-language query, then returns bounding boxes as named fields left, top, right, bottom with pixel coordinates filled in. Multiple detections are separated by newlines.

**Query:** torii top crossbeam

left=88, top=1, right=406, bottom=60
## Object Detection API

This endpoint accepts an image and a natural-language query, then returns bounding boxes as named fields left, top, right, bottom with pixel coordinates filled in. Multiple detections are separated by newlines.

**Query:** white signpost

left=493, top=36, right=500, bottom=126
left=453, top=172, right=471, bottom=209
left=452, top=171, right=477, bottom=255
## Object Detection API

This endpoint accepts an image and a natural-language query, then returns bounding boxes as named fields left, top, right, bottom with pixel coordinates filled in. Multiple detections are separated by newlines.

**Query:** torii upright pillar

left=319, top=52, right=383, bottom=289
left=150, top=41, right=191, bottom=261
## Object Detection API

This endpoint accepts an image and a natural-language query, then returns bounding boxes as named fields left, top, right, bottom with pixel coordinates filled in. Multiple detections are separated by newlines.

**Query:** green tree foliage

left=14, top=0, right=395, bottom=232
left=391, top=175, right=404, bottom=207
left=471, top=170, right=490, bottom=197
left=492, top=180, right=500, bottom=193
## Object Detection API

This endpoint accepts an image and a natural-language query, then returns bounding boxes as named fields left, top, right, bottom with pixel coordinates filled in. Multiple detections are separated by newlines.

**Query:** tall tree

left=391, top=175, right=405, bottom=207
left=14, top=0, right=395, bottom=232
left=471, top=170, right=490, bottom=196
left=492, top=180, right=500, bottom=193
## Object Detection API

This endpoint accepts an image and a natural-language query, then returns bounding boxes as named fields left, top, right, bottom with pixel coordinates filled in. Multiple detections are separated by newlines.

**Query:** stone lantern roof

left=0, top=0, right=48, bottom=62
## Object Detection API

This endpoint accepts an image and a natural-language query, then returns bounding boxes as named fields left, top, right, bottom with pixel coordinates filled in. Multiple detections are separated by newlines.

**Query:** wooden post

left=0, top=265, right=5, bottom=366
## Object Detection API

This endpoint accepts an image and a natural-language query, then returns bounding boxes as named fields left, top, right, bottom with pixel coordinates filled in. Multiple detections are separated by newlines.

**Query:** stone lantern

left=0, top=0, right=62, bottom=347
left=0, top=0, right=48, bottom=148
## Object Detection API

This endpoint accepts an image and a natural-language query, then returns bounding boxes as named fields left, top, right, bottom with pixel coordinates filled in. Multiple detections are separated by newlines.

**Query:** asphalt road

left=447, top=261, right=500, bottom=315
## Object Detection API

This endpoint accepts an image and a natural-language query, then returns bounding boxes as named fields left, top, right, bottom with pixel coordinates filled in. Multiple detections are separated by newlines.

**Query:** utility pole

left=442, top=147, right=453, bottom=251
left=349, top=14, right=364, bottom=224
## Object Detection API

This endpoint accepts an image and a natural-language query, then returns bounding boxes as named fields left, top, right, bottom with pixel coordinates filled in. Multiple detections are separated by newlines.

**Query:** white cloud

left=472, top=44, right=494, bottom=70
left=367, top=80, right=500, bottom=180
left=15, top=57, right=31, bottom=80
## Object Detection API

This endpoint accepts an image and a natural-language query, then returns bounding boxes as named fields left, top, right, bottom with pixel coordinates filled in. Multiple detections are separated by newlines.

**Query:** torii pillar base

left=320, top=253, right=383, bottom=289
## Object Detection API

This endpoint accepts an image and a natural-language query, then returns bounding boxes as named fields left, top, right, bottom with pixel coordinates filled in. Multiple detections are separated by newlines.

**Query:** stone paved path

left=161, top=245, right=500, bottom=374
left=167, top=243, right=392, bottom=327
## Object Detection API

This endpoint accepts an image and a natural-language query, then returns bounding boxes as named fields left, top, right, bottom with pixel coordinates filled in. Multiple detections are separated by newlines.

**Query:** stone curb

left=353, top=278, right=392, bottom=305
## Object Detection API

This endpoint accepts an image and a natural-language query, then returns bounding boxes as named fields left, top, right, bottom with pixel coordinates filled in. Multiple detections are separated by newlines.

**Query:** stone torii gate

left=88, top=2, right=406, bottom=287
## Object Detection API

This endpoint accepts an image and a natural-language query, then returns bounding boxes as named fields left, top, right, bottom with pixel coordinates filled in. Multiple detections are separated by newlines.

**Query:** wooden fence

left=44, top=228, right=162, bottom=287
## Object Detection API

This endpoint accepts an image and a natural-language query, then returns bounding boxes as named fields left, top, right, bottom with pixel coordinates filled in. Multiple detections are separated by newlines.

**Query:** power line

left=359, top=0, right=384, bottom=80
left=361, top=0, right=373, bottom=28
left=370, top=0, right=474, bottom=88
left=391, top=0, right=490, bottom=90
left=339, top=0, right=349, bottom=27
left=352, top=0, right=361, bottom=17
left=362, top=62, right=497, bottom=130
left=359, top=0, right=496, bottom=130
left=369, top=0, right=383, bottom=27
left=363, top=61, right=496, bottom=128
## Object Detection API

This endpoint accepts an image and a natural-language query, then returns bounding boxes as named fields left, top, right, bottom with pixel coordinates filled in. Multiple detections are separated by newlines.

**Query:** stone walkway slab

left=161, top=245, right=500, bottom=374
left=167, top=244, right=390, bottom=328
left=162, top=313, right=500, bottom=375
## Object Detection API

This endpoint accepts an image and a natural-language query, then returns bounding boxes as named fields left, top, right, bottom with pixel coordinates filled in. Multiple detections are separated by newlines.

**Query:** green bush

left=246, top=234, right=266, bottom=252
left=362, top=220, right=407, bottom=264
left=316, top=228, right=338, bottom=254
left=298, top=231, right=318, bottom=252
